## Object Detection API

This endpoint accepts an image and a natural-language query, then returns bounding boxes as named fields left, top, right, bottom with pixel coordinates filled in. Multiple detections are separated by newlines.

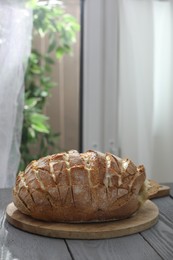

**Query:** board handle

left=148, top=184, right=170, bottom=199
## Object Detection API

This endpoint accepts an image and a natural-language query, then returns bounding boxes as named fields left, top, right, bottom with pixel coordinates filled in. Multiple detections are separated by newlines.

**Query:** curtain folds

left=0, top=1, right=33, bottom=188
left=118, top=0, right=173, bottom=181
left=83, top=0, right=173, bottom=182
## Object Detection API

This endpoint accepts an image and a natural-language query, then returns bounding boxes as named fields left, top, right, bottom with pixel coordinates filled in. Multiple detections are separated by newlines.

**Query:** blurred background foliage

left=19, top=0, right=80, bottom=170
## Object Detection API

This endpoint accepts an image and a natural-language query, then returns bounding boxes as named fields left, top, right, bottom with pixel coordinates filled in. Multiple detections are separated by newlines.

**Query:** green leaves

left=56, top=46, right=65, bottom=59
left=20, top=0, right=80, bottom=171
left=30, top=113, right=50, bottom=134
left=24, top=97, right=38, bottom=109
left=44, top=56, right=55, bottom=64
left=47, top=38, right=57, bottom=53
left=26, top=0, right=38, bottom=9
left=31, top=1, right=80, bottom=56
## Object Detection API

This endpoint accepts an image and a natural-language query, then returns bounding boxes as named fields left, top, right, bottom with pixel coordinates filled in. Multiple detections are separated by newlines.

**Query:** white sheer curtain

left=83, top=0, right=173, bottom=182
left=118, top=0, right=173, bottom=182
left=0, top=1, right=32, bottom=188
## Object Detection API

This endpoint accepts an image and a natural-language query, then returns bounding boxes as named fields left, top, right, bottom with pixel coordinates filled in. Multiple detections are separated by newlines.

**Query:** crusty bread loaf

left=13, top=150, right=150, bottom=222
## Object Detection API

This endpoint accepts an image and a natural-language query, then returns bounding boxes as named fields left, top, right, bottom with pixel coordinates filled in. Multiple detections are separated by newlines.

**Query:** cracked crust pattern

left=13, top=150, right=148, bottom=222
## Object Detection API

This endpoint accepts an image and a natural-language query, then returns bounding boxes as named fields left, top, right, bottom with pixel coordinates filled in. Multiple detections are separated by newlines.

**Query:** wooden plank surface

left=0, top=222, right=72, bottom=260
left=140, top=213, right=173, bottom=260
left=66, top=234, right=162, bottom=260
left=0, top=189, right=12, bottom=231
left=0, top=189, right=72, bottom=260
left=140, top=185, right=173, bottom=260
left=0, top=189, right=12, bottom=214
left=153, top=196, right=173, bottom=221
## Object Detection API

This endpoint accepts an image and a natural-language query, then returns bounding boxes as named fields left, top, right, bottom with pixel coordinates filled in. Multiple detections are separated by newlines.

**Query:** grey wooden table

left=0, top=184, right=173, bottom=260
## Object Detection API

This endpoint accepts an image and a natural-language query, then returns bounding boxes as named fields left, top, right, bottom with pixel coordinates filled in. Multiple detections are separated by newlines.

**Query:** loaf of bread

left=13, top=150, right=151, bottom=222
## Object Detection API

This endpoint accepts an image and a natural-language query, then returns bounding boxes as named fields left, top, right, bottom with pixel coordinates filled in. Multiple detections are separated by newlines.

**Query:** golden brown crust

left=13, top=150, right=147, bottom=222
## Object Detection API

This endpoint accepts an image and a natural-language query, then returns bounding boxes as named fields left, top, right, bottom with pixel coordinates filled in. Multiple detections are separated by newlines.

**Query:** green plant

left=19, top=0, right=80, bottom=170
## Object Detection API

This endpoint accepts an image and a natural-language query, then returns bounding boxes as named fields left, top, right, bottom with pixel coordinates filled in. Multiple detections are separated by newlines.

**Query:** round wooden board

left=6, top=201, right=158, bottom=240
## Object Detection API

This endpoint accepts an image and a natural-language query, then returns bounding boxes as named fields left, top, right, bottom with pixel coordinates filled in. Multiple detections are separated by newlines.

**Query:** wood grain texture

left=140, top=187, right=173, bottom=260
left=149, top=185, right=170, bottom=199
left=140, top=213, right=173, bottom=260
left=0, top=189, right=12, bottom=216
left=0, top=219, right=72, bottom=260
left=0, top=189, right=12, bottom=230
left=0, top=189, right=72, bottom=260
left=6, top=201, right=158, bottom=239
left=66, top=234, right=162, bottom=260
left=153, top=196, right=173, bottom=221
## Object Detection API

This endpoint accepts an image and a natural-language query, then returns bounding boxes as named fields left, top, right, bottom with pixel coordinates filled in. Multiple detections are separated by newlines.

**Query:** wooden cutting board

left=148, top=184, right=170, bottom=199
left=6, top=200, right=158, bottom=239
